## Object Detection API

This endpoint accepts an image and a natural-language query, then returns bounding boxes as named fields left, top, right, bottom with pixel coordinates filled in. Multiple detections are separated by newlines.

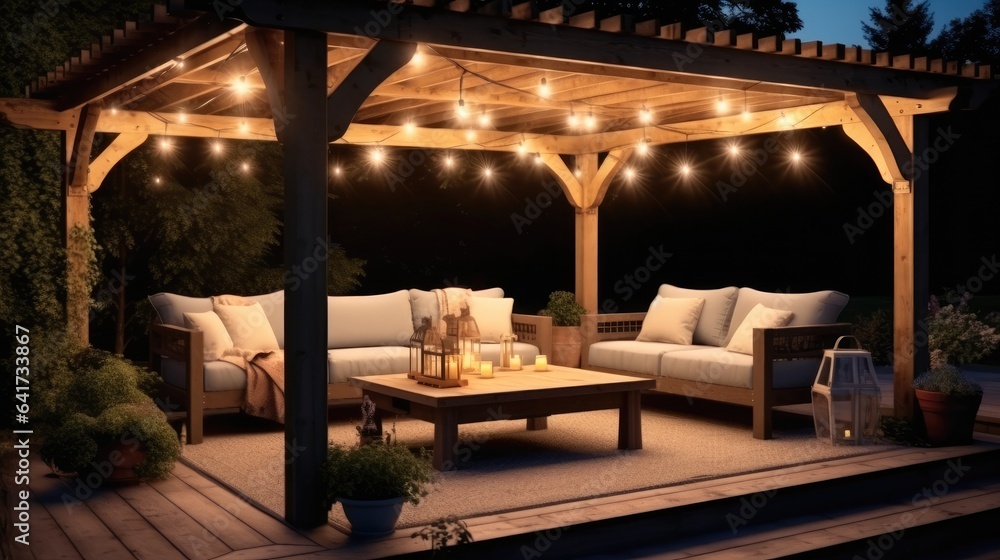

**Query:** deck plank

left=210, top=544, right=326, bottom=559
left=115, top=479, right=232, bottom=559
left=84, top=485, right=187, bottom=560
left=170, top=461, right=317, bottom=547
left=19, top=481, right=81, bottom=559
left=28, top=464, right=136, bottom=559
left=151, top=471, right=271, bottom=550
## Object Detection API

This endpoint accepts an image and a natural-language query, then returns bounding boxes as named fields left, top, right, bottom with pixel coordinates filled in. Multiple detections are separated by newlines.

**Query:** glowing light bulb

left=239, top=121, right=249, bottom=134
left=624, top=167, right=636, bottom=180
left=680, top=163, right=692, bottom=176
left=728, top=143, right=740, bottom=156
left=370, top=147, right=385, bottom=164
left=585, top=112, right=596, bottom=130
left=791, top=150, right=802, bottom=163
left=444, top=155, right=455, bottom=168
left=742, top=109, right=751, bottom=122
left=233, top=75, right=249, bottom=95
left=177, top=112, right=187, bottom=123
left=568, top=111, right=579, bottom=127
left=465, top=129, right=477, bottom=142
left=716, top=98, right=729, bottom=113
left=456, top=99, right=468, bottom=120
left=478, top=110, right=491, bottom=127
left=404, top=120, right=416, bottom=133
left=779, top=112, right=791, bottom=127
left=332, top=165, right=342, bottom=176
left=241, top=161, right=250, bottom=172
left=534, top=152, right=543, bottom=165
left=539, top=77, right=550, bottom=98
left=483, top=167, right=493, bottom=178
left=637, top=138, right=649, bottom=155
left=517, top=142, right=527, bottom=155
left=110, top=107, right=119, bottom=115
left=153, top=176, right=161, bottom=185
left=159, top=137, right=171, bottom=150
left=212, top=140, right=222, bottom=154
left=411, top=51, right=425, bottom=66
left=639, top=107, right=653, bottom=124
left=574, top=167, right=582, bottom=178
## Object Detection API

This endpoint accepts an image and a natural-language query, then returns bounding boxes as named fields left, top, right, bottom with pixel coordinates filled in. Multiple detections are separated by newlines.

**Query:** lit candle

left=844, top=429, right=851, bottom=439
left=480, top=361, right=493, bottom=378
left=463, top=353, right=472, bottom=370
left=535, top=355, right=548, bottom=371
left=447, top=358, right=458, bottom=379
left=510, top=355, right=522, bottom=370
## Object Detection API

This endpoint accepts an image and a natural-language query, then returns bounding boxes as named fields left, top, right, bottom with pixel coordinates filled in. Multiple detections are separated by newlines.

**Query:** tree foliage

left=862, top=0, right=934, bottom=54
left=929, top=0, right=1000, bottom=65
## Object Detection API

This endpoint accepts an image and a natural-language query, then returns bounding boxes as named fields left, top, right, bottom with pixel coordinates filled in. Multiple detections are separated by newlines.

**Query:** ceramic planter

left=914, top=389, right=983, bottom=446
left=338, top=496, right=406, bottom=537
left=550, top=326, right=582, bottom=368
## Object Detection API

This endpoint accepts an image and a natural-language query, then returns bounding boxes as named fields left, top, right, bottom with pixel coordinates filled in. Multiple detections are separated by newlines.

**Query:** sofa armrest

left=512, top=313, right=553, bottom=358
left=580, top=312, right=647, bottom=367
left=150, top=323, right=205, bottom=443
left=750, top=322, right=853, bottom=439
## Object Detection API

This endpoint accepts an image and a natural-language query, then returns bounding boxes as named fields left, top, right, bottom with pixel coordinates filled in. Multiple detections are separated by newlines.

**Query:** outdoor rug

left=181, top=402, right=891, bottom=530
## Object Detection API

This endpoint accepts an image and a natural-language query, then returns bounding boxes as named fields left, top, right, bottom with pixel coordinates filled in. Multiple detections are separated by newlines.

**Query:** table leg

left=618, top=390, right=643, bottom=450
left=433, top=408, right=458, bottom=471
left=526, top=416, right=549, bottom=430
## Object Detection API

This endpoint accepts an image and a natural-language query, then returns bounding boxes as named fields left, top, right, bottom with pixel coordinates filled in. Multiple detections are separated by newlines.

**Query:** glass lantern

left=409, top=317, right=431, bottom=379
left=456, top=304, right=481, bottom=373
left=416, top=317, right=466, bottom=388
left=500, top=333, right=518, bottom=369
left=811, top=336, right=881, bottom=444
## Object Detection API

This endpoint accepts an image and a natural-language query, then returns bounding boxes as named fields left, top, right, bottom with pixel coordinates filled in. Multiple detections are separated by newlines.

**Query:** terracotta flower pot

left=914, top=389, right=982, bottom=446
left=550, top=326, right=582, bottom=368
left=95, top=440, right=147, bottom=484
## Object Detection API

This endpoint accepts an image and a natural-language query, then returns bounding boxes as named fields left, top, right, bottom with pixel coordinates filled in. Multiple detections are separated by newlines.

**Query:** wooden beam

left=63, top=104, right=100, bottom=345
left=575, top=153, right=599, bottom=314
left=845, top=93, right=912, bottom=185
left=282, top=28, right=329, bottom=529
left=55, top=15, right=245, bottom=111
left=245, top=27, right=288, bottom=141
left=237, top=3, right=994, bottom=102
left=68, top=103, right=102, bottom=190
left=87, top=133, right=148, bottom=193
left=327, top=40, right=416, bottom=140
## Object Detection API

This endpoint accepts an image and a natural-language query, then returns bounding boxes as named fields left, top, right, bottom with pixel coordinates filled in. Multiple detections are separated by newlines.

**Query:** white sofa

left=582, top=284, right=852, bottom=439
left=149, top=288, right=552, bottom=443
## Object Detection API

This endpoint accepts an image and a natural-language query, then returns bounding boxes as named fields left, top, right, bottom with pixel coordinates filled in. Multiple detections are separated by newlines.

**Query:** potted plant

left=539, top=290, right=588, bottom=367
left=913, top=294, right=1000, bottom=446
left=38, top=343, right=180, bottom=483
left=321, top=433, right=435, bottom=537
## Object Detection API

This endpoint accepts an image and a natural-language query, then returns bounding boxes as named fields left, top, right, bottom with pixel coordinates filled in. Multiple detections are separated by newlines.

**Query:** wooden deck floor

left=5, top=368, right=999, bottom=559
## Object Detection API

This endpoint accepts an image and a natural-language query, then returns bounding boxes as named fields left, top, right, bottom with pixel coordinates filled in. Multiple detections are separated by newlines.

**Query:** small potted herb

left=539, top=291, right=588, bottom=367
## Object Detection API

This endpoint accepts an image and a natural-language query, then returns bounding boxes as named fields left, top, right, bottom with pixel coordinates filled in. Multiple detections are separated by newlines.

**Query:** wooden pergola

left=3, top=0, right=995, bottom=527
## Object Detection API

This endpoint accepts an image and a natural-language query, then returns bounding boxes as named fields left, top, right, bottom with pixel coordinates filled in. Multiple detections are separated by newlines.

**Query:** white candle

left=510, top=355, right=522, bottom=370
left=463, top=353, right=472, bottom=370
left=844, top=429, right=851, bottom=439
left=480, top=361, right=493, bottom=378
left=535, top=355, right=548, bottom=371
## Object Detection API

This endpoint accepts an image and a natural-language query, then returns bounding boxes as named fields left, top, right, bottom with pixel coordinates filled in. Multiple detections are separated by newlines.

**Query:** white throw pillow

left=636, top=296, right=705, bottom=345
left=468, top=296, right=514, bottom=343
left=214, top=302, right=280, bottom=351
left=183, top=311, right=234, bottom=361
left=725, top=303, right=794, bottom=355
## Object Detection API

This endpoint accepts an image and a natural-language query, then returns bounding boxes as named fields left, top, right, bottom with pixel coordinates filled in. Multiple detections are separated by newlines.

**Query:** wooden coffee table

left=349, top=365, right=656, bottom=470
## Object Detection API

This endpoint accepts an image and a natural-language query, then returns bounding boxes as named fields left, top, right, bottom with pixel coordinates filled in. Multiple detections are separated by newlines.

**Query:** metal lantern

left=415, top=317, right=467, bottom=388
left=456, top=304, right=481, bottom=373
left=409, top=317, right=431, bottom=379
left=811, top=336, right=881, bottom=444
left=499, top=333, right=518, bottom=369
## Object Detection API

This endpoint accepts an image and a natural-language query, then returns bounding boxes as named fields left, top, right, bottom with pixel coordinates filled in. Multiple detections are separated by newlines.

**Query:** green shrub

left=322, top=438, right=435, bottom=509
left=913, top=364, right=983, bottom=397
left=538, top=291, right=587, bottom=327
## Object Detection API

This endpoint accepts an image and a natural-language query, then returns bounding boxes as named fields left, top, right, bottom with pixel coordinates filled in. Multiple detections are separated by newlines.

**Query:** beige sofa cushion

left=183, top=311, right=234, bottom=361
left=636, top=296, right=705, bottom=345
left=327, top=347, right=410, bottom=383
left=725, top=304, right=794, bottom=355
left=725, top=288, right=850, bottom=346
left=148, top=293, right=212, bottom=326
left=660, top=348, right=821, bottom=390
left=328, top=290, right=414, bottom=348
left=588, top=340, right=713, bottom=376
left=408, top=287, right=504, bottom=331
left=657, top=285, right=739, bottom=347
left=468, top=296, right=514, bottom=342
left=214, top=302, right=280, bottom=351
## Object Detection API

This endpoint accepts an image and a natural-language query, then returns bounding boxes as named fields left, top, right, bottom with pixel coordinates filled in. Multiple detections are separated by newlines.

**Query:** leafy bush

left=927, top=295, right=1000, bottom=368
left=913, top=364, right=983, bottom=397
left=853, top=309, right=893, bottom=366
left=538, top=291, right=587, bottom=327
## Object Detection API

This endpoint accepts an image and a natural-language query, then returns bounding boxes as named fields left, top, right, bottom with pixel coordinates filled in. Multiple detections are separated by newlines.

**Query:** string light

left=534, top=152, right=543, bottom=165
left=239, top=120, right=249, bottom=134
left=779, top=112, right=791, bottom=127
left=727, top=142, right=741, bottom=156
left=716, top=95, right=729, bottom=114
left=152, top=176, right=162, bottom=185
left=331, top=164, right=343, bottom=176
left=680, top=163, right=692, bottom=176
left=574, top=167, right=582, bottom=178
left=567, top=110, right=579, bottom=127
left=639, top=106, right=653, bottom=124
left=444, top=153, right=455, bottom=168
left=790, top=150, right=803, bottom=163
left=232, top=75, right=249, bottom=95
left=478, top=110, right=491, bottom=127
left=624, top=167, right=637, bottom=181
left=539, top=77, right=550, bottom=98
left=584, top=111, right=596, bottom=130
left=110, top=107, right=118, bottom=115
left=517, top=141, right=528, bottom=155
left=465, top=129, right=477, bottom=142
left=177, top=112, right=187, bottom=123
left=240, top=161, right=251, bottom=172
left=212, top=139, right=223, bottom=155
left=159, top=136, right=171, bottom=151
left=482, top=166, right=493, bottom=178
left=410, top=50, right=425, bottom=66
left=369, top=146, right=385, bottom=164
left=456, top=98, right=468, bottom=121
left=636, top=137, right=649, bottom=155
left=404, top=120, right=416, bottom=133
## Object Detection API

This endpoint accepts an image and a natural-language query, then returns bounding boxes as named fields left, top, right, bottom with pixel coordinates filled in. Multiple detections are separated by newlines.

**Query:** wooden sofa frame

left=150, top=314, right=552, bottom=444
left=580, top=312, right=852, bottom=439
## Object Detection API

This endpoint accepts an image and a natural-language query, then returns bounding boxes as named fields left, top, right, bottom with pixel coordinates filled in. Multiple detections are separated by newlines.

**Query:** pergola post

left=892, top=115, right=930, bottom=420
left=63, top=103, right=102, bottom=344
left=845, top=96, right=931, bottom=420
left=541, top=149, right=633, bottom=313
left=281, top=28, right=330, bottom=528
